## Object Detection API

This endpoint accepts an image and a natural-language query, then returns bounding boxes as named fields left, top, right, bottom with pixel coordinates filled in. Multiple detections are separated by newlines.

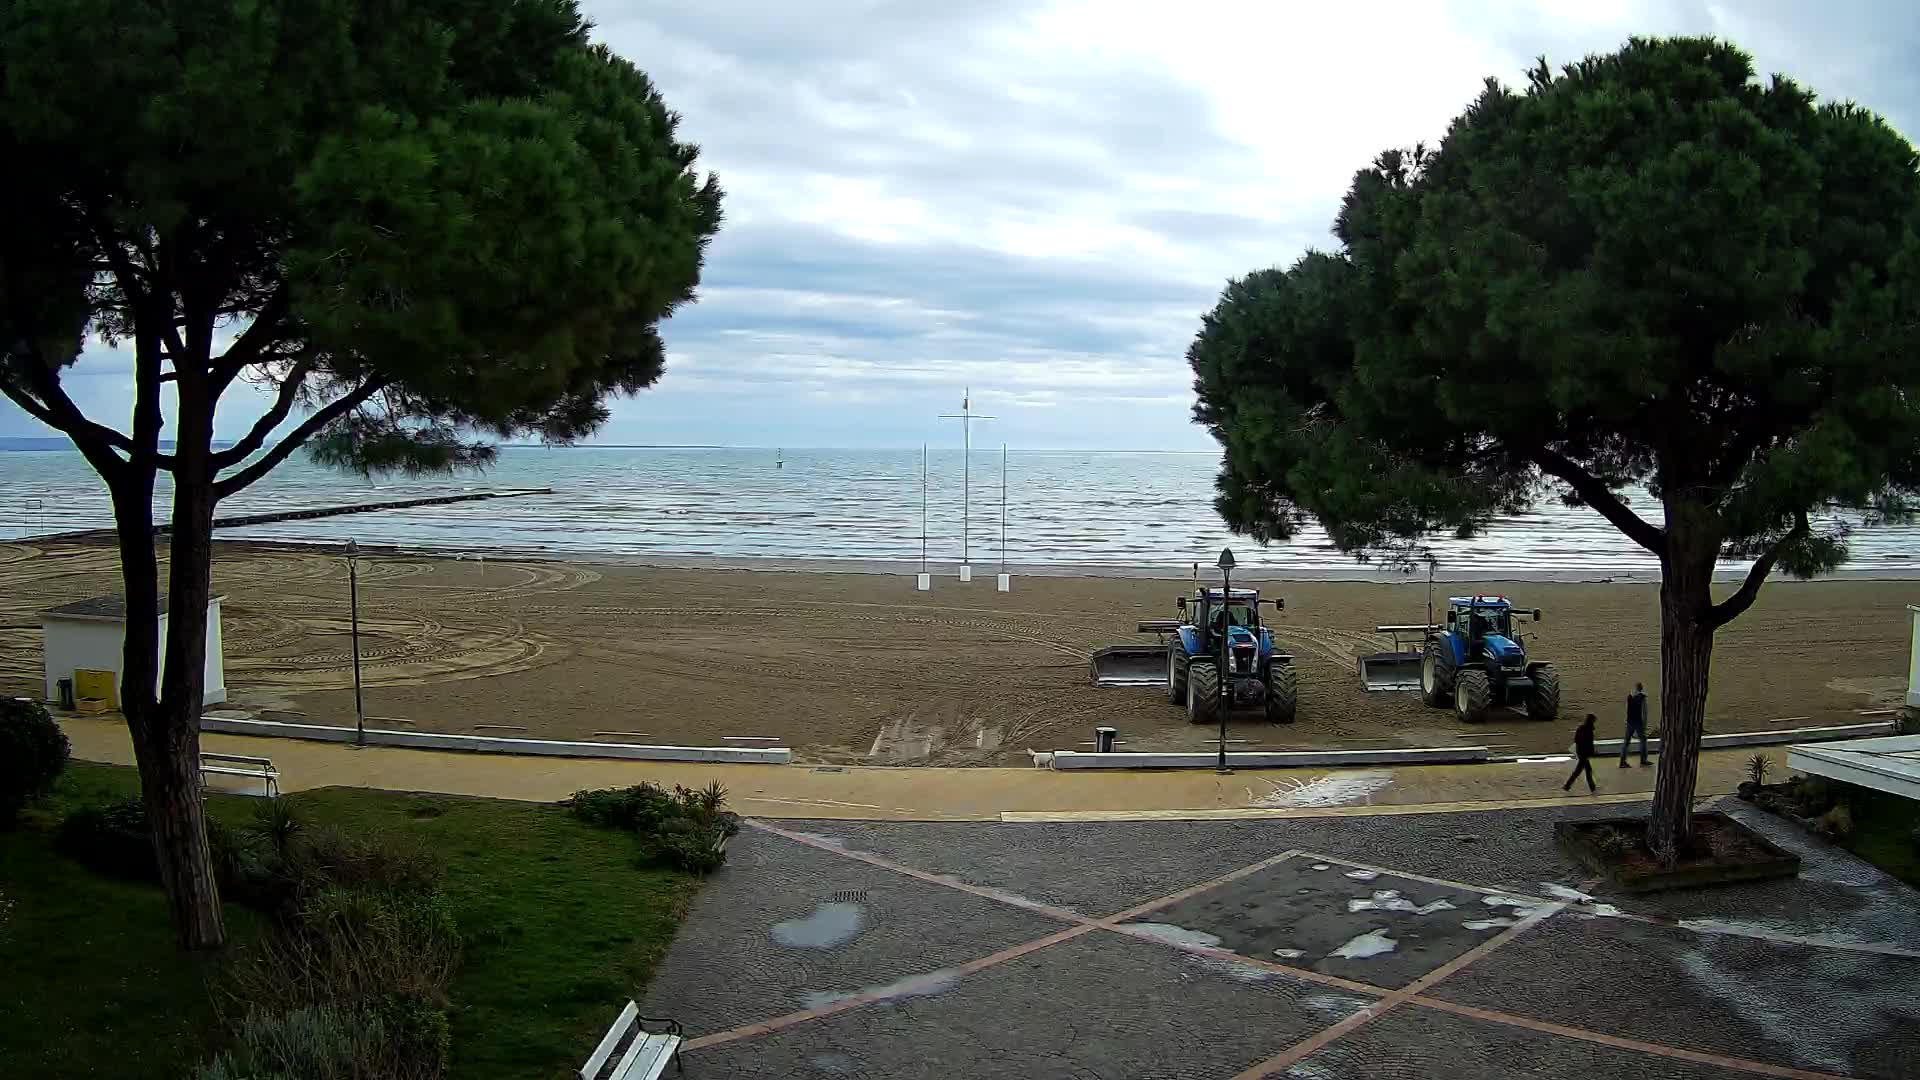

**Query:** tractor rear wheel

left=1421, top=637, right=1456, bottom=708
left=1168, top=649, right=1188, bottom=705
left=1187, top=662, right=1220, bottom=725
left=1454, top=669, right=1491, bottom=723
left=1266, top=662, right=1297, bottom=724
left=1527, top=665, right=1561, bottom=721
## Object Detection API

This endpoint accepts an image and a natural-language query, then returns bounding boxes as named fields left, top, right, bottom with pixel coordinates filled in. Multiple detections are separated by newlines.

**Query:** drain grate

left=827, top=890, right=868, bottom=904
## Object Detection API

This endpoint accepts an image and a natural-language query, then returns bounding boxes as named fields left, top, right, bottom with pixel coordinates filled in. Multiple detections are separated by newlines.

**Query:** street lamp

left=1216, top=547, right=1235, bottom=774
left=346, top=539, right=365, bottom=746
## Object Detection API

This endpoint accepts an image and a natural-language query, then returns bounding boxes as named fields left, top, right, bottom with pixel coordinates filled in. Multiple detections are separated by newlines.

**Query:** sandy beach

left=0, top=538, right=1910, bottom=765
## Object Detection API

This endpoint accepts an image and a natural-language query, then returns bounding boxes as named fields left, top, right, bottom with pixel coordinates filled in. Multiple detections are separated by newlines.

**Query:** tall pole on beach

left=1000, top=443, right=1007, bottom=574
left=921, top=444, right=928, bottom=573
left=940, top=389, right=993, bottom=576
left=346, top=538, right=365, bottom=747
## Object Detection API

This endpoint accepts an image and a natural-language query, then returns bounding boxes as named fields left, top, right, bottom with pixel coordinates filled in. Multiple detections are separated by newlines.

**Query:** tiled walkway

left=645, top=801, right=1920, bottom=1079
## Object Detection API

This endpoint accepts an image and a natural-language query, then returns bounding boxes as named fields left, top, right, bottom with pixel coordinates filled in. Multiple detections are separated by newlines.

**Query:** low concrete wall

left=1047, top=746, right=1489, bottom=770
left=1592, top=720, right=1895, bottom=757
left=198, top=716, right=791, bottom=764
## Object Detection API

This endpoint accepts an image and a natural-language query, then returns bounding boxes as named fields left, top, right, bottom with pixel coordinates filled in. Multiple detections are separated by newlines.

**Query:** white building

left=1785, top=604, right=1920, bottom=803
left=40, top=595, right=226, bottom=707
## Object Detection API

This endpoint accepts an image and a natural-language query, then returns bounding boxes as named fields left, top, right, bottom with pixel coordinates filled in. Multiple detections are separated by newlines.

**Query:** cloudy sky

left=7, top=0, right=1918, bottom=451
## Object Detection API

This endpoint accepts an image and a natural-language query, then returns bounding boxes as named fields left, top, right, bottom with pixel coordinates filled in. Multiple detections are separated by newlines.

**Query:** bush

left=570, top=780, right=739, bottom=872
left=287, top=824, right=443, bottom=898
left=197, top=999, right=447, bottom=1080
left=1745, top=754, right=1772, bottom=786
left=57, top=797, right=158, bottom=879
left=1818, top=803, right=1855, bottom=840
left=227, top=887, right=461, bottom=1013
left=0, top=698, right=70, bottom=825
left=1793, top=776, right=1837, bottom=816
left=1587, top=826, right=1633, bottom=859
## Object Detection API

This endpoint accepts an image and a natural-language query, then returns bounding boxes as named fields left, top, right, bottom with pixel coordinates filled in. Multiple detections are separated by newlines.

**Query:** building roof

left=41, top=596, right=163, bottom=620
left=1788, top=735, right=1920, bottom=803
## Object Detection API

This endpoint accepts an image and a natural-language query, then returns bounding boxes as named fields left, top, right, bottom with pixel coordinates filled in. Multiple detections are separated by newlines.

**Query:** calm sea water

left=1, top=446, right=1914, bottom=579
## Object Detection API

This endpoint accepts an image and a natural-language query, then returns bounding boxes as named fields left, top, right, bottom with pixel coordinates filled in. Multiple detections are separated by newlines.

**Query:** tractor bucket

left=1089, top=644, right=1169, bottom=688
left=1358, top=651, right=1423, bottom=692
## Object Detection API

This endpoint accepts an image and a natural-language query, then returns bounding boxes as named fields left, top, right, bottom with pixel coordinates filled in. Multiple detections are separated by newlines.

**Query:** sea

left=1, top=445, right=1915, bottom=580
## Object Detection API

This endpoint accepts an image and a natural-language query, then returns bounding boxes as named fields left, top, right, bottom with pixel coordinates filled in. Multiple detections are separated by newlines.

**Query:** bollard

left=1095, top=726, right=1117, bottom=753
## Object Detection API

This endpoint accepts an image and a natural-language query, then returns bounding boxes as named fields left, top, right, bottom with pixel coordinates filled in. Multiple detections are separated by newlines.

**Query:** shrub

left=1745, top=754, right=1772, bottom=786
left=57, top=797, right=157, bottom=880
left=1817, top=803, right=1855, bottom=840
left=1587, top=826, right=1633, bottom=859
left=0, top=698, right=70, bottom=825
left=288, top=824, right=443, bottom=898
left=568, top=782, right=680, bottom=832
left=1793, top=776, right=1837, bottom=816
left=197, top=999, right=448, bottom=1080
left=571, top=781, right=739, bottom=872
left=228, top=887, right=461, bottom=1013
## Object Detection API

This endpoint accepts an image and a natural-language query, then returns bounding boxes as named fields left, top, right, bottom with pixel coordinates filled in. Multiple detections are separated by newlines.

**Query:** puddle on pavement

left=773, top=901, right=866, bottom=948
left=1330, top=928, right=1398, bottom=959
left=1127, top=922, right=1224, bottom=948
left=1347, top=889, right=1457, bottom=916
left=799, top=968, right=960, bottom=1010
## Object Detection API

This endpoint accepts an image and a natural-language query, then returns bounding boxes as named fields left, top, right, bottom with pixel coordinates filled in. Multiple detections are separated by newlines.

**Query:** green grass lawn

left=0, top=763, right=701, bottom=1079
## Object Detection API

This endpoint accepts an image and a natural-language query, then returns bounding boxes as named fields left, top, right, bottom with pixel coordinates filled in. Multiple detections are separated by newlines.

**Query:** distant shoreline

left=24, top=532, right=1918, bottom=585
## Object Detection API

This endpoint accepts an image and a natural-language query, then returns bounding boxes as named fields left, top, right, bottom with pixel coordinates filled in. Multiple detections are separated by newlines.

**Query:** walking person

left=1620, top=681, right=1650, bottom=767
left=1563, top=713, right=1599, bottom=793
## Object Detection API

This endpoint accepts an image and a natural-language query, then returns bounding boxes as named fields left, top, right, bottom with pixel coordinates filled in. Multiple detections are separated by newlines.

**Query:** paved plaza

left=644, top=800, right=1920, bottom=1079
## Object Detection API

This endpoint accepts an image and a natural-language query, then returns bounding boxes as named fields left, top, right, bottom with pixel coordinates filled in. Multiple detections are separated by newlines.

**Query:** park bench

left=198, top=752, right=279, bottom=798
left=581, top=1001, right=683, bottom=1079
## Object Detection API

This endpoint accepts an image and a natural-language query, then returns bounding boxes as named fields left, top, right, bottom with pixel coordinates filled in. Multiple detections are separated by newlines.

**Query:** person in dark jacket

left=1620, top=682, right=1650, bottom=767
left=1563, top=714, right=1599, bottom=793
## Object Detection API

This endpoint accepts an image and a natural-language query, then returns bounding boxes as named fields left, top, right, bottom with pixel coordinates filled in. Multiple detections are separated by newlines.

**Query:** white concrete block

left=958, top=565, right=972, bottom=582
left=1045, top=746, right=1490, bottom=770
left=997, top=573, right=1011, bottom=592
left=198, top=716, right=791, bottom=763
left=915, top=573, right=931, bottom=591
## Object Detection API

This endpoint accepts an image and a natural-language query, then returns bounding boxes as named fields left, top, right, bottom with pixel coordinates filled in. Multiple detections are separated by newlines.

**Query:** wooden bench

left=199, top=752, right=279, bottom=798
left=581, top=1001, right=682, bottom=1080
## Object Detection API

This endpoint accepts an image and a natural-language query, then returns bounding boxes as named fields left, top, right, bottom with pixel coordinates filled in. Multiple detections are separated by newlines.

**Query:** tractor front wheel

left=1168, top=649, right=1188, bottom=705
left=1266, top=662, right=1297, bottom=724
left=1454, top=669, right=1491, bottom=723
left=1187, top=662, right=1220, bottom=725
left=1421, top=637, right=1456, bottom=708
left=1527, top=665, right=1561, bottom=721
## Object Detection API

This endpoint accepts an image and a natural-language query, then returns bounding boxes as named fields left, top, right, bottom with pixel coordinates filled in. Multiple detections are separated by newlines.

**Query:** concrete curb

left=1592, top=720, right=1894, bottom=757
left=197, top=716, right=791, bottom=764
left=1046, top=746, right=1490, bottom=770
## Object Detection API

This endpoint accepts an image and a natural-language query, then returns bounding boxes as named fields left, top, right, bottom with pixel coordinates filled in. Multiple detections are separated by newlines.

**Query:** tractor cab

left=1447, top=597, right=1527, bottom=666
left=1182, top=588, right=1264, bottom=651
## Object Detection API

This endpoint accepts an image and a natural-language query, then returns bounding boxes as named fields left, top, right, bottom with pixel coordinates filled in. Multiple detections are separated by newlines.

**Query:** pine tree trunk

left=1647, top=509, right=1719, bottom=860
left=111, top=375, right=226, bottom=951
left=151, top=383, right=226, bottom=950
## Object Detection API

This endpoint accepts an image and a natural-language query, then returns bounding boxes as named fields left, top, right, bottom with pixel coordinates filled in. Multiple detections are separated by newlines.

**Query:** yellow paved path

left=60, top=717, right=1759, bottom=821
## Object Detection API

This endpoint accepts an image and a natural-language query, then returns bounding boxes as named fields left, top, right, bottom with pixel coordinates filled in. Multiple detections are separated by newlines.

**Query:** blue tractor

left=1164, top=588, right=1296, bottom=724
left=1419, top=596, right=1559, bottom=723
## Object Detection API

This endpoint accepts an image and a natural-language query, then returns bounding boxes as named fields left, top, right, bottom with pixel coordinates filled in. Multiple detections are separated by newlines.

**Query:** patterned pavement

left=643, top=800, right=1920, bottom=1079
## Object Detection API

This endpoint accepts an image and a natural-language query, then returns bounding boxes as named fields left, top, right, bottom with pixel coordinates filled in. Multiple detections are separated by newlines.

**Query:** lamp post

left=1216, top=547, right=1235, bottom=774
left=346, top=538, right=365, bottom=746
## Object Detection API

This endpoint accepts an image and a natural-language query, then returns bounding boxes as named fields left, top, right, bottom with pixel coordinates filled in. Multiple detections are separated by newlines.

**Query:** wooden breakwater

left=35, top=489, right=553, bottom=541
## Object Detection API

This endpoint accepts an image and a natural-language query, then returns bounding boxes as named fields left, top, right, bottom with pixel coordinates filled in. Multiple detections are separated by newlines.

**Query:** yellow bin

left=73, top=668, right=118, bottom=711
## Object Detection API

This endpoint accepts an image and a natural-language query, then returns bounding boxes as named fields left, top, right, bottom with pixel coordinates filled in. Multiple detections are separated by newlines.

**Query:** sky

left=6, top=0, right=1919, bottom=452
